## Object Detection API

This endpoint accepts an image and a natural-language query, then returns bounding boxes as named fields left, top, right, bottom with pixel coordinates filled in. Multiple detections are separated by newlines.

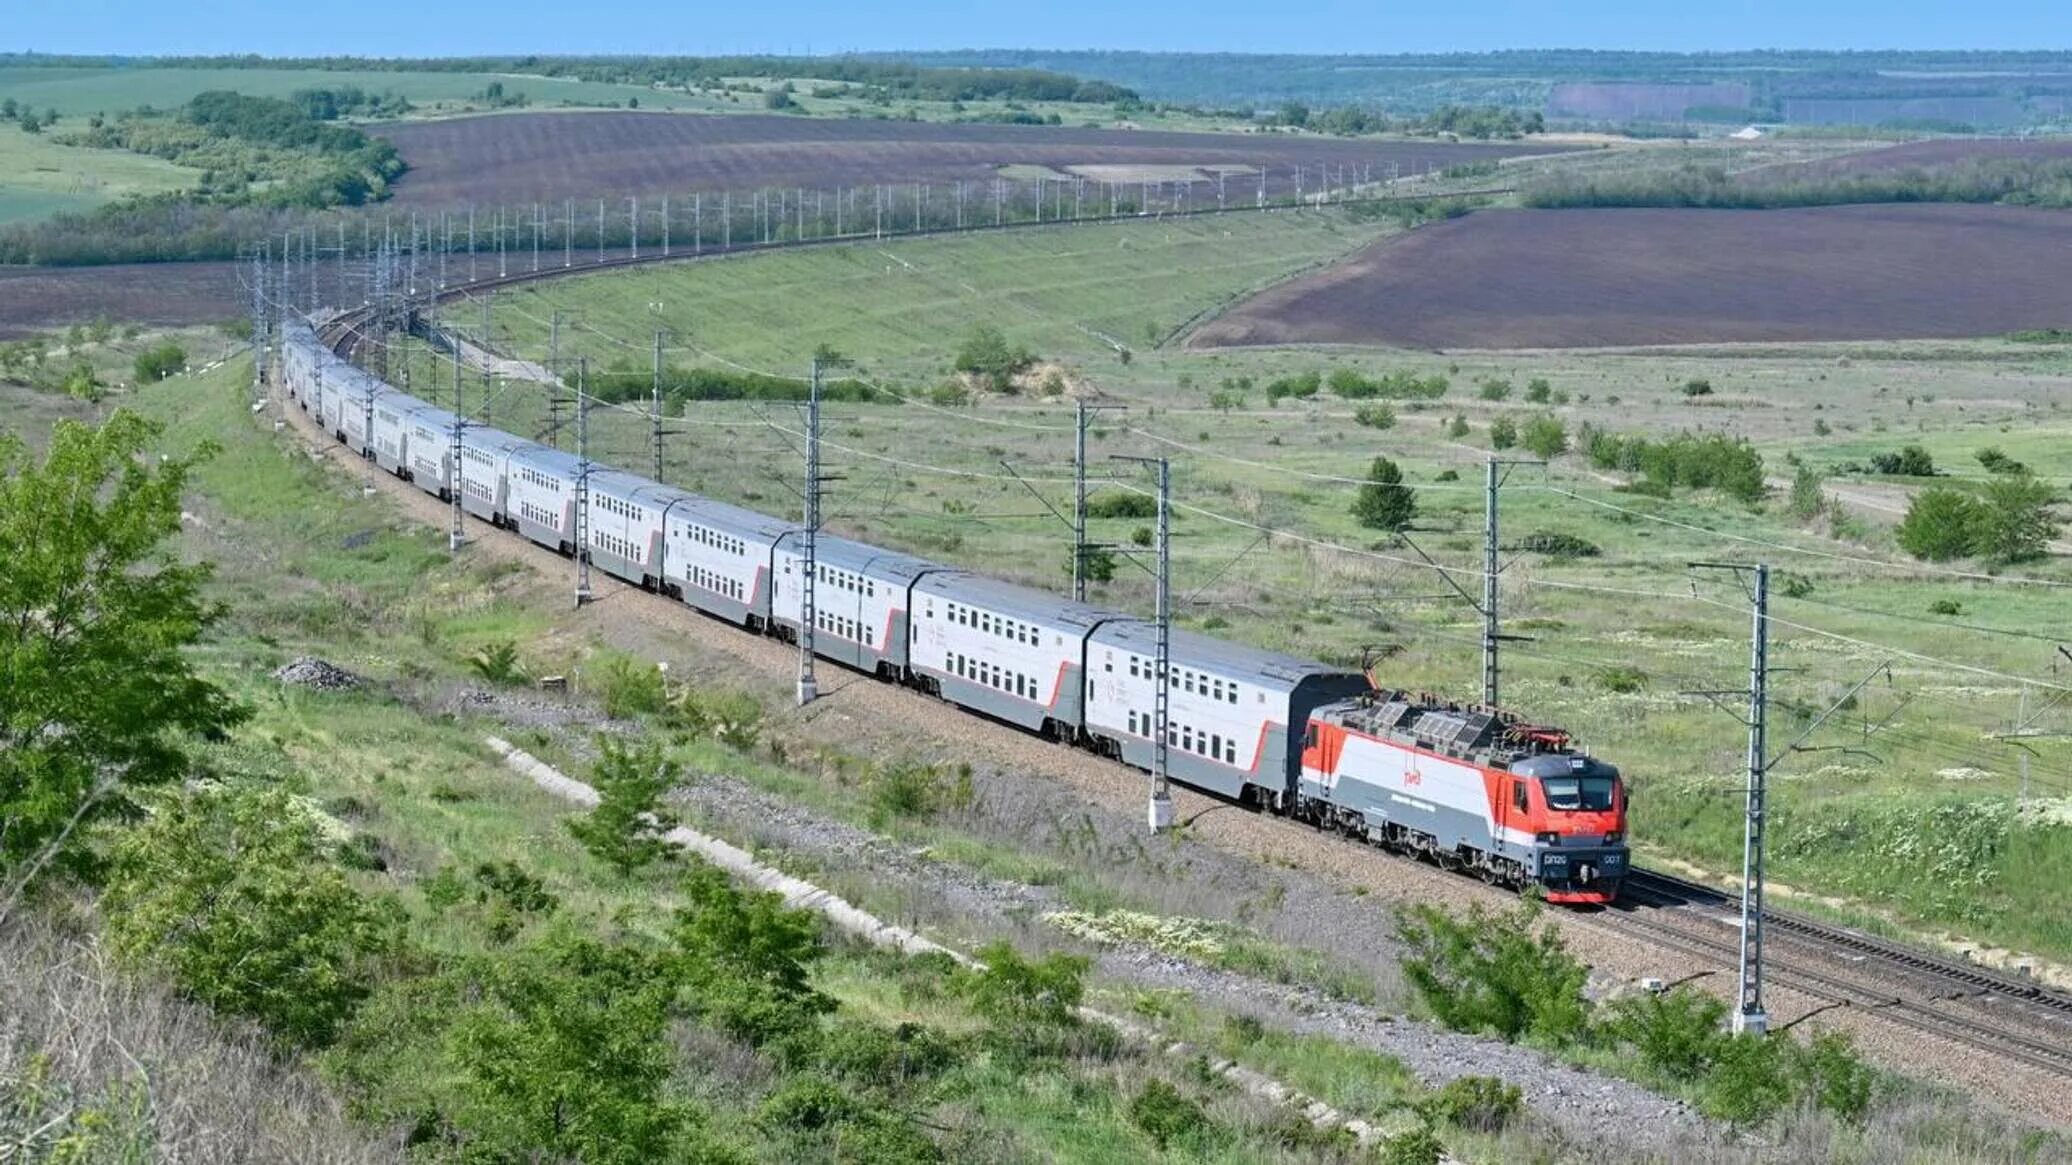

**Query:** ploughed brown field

left=1754, top=135, right=2072, bottom=182
left=1188, top=203, right=2072, bottom=350
left=377, top=112, right=1570, bottom=206
left=0, top=262, right=242, bottom=338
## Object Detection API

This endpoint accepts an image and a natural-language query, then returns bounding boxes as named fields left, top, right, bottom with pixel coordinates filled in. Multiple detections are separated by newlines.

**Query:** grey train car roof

left=674, top=495, right=798, bottom=545
left=404, top=399, right=460, bottom=431
left=1091, top=620, right=1359, bottom=691
left=588, top=467, right=695, bottom=509
left=916, top=572, right=1114, bottom=632
left=506, top=443, right=583, bottom=478
left=774, top=528, right=930, bottom=577
left=460, top=425, right=531, bottom=454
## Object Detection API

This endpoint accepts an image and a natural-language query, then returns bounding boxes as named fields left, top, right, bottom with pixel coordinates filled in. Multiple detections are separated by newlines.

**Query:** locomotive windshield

left=1542, top=774, right=1617, bottom=811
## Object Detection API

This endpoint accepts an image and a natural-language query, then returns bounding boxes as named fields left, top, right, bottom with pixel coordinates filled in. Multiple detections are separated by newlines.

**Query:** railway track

left=1616, top=868, right=2072, bottom=1077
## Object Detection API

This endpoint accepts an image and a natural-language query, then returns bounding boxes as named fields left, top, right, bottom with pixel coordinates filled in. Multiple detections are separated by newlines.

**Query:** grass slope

left=0, top=122, right=195, bottom=223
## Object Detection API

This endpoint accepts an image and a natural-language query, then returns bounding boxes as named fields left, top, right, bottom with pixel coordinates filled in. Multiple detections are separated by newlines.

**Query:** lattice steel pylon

left=573, top=358, right=593, bottom=607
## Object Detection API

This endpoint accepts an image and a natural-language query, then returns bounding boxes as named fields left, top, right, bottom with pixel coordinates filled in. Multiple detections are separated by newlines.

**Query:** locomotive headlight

left=1535, top=831, right=1560, bottom=846
left=1604, top=831, right=1622, bottom=844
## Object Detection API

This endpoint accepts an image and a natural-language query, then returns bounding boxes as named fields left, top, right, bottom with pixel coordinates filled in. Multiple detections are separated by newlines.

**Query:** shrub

left=1701, top=1034, right=1795, bottom=1125
left=926, top=381, right=970, bottom=407
left=1395, top=901, right=1588, bottom=1046
left=1521, top=414, right=1567, bottom=458
left=566, top=738, right=680, bottom=877
left=1778, top=572, right=1815, bottom=598
left=1896, top=488, right=1986, bottom=562
left=591, top=653, right=666, bottom=717
left=1127, top=1079, right=1206, bottom=1149
left=1264, top=371, right=1321, bottom=404
left=1476, top=377, right=1512, bottom=401
left=132, top=342, right=186, bottom=383
left=1208, top=388, right=1244, bottom=411
left=1353, top=456, right=1416, bottom=532
left=673, top=859, right=833, bottom=1047
left=1788, top=465, right=1825, bottom=520
left=1586, top=429, right=1765, bottom=503
left=1524, top=377, right=1552, bottom=403
left=1420, top=1075, right=1522, bottom=1132
left=467, top=639, right=526, bottom=685
left=1974, top=473, right=2060, bottom=563
left=1086, top=491, right=1157, bottom=519
left=1515, top=532, right=1598, bottom=559
left=1446, top=414, right=1470, bottom=439
left=103, top=788, right=400, bottom=1049
left=1682, top=377, right=1713, bottom=397
left=1928, top=598, right=1963, bottom=616
left=1603, top=987, right=1725, bottom=1081
left=1487, top=415, right=1518, bottom=451
left=1869, top=445, right=1936, bottom=477
left=1072, top=544, right=1117, bottom=583
left=1131, top=525, right=1152, bottom=546
left=1976, top=446, right=2028, bottom=475
left=959, top=942, right=1088, bottom=1028
left=1795, top=1029, right=1876, bottom=1125
left=1326, top=368, right=1450, bottom=400
left=1380, top=1125, right=1445, bottom=1165
left=1434, top=468, right=1460, bottom=482
left=1599, top=665, right=1647, bottom=694
left=1354, top=402, right=1397, bottom=429
left=867, top=760, right=973, bottom=824
left=953, top=324, right=1034, bottom=391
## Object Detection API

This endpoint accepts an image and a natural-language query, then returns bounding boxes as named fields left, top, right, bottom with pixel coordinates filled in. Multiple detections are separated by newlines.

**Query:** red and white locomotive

left=1297, top=693, right=1627, bottom=904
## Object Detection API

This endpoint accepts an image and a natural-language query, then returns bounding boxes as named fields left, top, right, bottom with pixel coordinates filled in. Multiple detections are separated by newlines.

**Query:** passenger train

left=280, top=318, right=1628, bottom=903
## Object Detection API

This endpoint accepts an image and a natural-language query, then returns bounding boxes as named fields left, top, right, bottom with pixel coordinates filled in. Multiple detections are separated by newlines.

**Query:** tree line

left=1524, top=157, right=2072, bottom=211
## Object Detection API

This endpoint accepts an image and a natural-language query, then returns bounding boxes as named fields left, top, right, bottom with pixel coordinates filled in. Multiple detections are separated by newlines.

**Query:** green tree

left=672, top=858, right=832, bottom=1046
left=1, top=412, right=243, bottom=885
left=1895, top=487, right=1987, bottom=562
left=952, top=324, right=1032, bottom=391
left=1352, top=456, right=1416, bottom=532
left=960, top=941, right=1089, bottom=1028
left=102, top=787, right=400, bottom=1048
left=1487, top=414, right=1518, bottom=451
left=1395, top=901, right=1588, bottom=1046
left=1974, top=473, right=2060, bottom=563
left=1787, top=464, right=1825, bottom=521
left=567, top=737, right=681, bottom=877
left=1072, top=544, right=1117, bottom=584
left=339, top=936, right=719, bottom=1164
left=132, top=342, right=186, bottom=383
left=1520, top=414, right=1567, bottom=458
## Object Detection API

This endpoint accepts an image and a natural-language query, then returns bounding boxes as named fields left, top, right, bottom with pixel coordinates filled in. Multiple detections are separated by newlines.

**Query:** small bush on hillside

left=1976, top=446, right=2028, bottom=475
left=467, top=639, right=526, bottom=685
left=1380, top=1125, right=1445, bottom=1165
left=1086, top=491, right=1157, bottom=519
left=1794, top=1029, right=1877, bottom=1125
left=132, top=342, right=186, bottom=383
left=1515, top=532, right=1599, bottom=559
left=1128, top=1079, right=1207, bottom=1149
left=1682, top=377, right=1714, bottom=397
left=1265, top=371, right=1321, bottom=404
left=1603, top=987, right=1726, bottom=1081
left=1354, top=402, right=1397, bottom=429
left=1395, top=901, right=1588, bottom=1046
left=1524, top=377, right=1552, bottom=403
left=959, top=942, right=1088, bottom=1029
left=867, top=760, right=973, bottom=824
left=1420, top=1075, right=1522, bottom=1131
left=1702, top=1033, right=1796, bottom=1125
left=1521, top=414, right=1567, bottom=458
left=591, top=653, right=666, bottom=718
left=1071, top=544, right=1117, bottom=583
left=1598, top=665, right=1647, bottom=694
left=1476, top=377, right=1512, bottom=401
left=1974, top=473, right=2061, bottom=563
left=674, top=859, right=833, bottom=1047
left=1929, top=598, right=1963, bottom=616
left=953, top=324, right=1034, bottom=391
left=103, top=788, right=400, bottom=1049
left=566, top=738, right=680, bottom=877
left=1896, top=488, right=1986, bottom=562
left=1869, top=445, right=1937, bottom=477
left=1353, top=456, right=1416, bottom=532
left=1487, top=415, right=1518, bottom=451
left=1788, top=465, right=1826, bottom=520
left=1446, top=414, right=1470, bottom=439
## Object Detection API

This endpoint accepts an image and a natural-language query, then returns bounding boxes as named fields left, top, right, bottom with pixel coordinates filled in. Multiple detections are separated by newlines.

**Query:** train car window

left=1211, top=734, right=1222, bottom=759
left=1512, top=781, right=1528, bottom=813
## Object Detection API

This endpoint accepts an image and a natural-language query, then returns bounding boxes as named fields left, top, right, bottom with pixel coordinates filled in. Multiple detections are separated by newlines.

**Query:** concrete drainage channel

left=484, top=736, right=1433, bottom=1158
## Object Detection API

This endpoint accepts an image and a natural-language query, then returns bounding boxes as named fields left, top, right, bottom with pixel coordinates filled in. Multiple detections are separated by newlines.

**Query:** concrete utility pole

left=797, top=358, right=823, bottom=706
left=651, top=329, right=666, bottom=482
left=1481, top=457, right=1544, bottom=707
left=1690, top=561, right=1771, bottom=1035
left=249, top=244, right=267, bottom=400
left=1115, top=456, right=1175, bottom=832
left=1072, top=400, right=1125, bottom=603
left=449, top=343, right=467, bottom=552
left=574, top=358, right=593, bottom=607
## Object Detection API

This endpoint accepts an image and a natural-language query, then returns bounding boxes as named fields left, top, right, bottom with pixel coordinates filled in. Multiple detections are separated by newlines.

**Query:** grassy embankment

left=31, top=351, right=1508, bottom=1162
left=430, top=206, right=2072, bottom=964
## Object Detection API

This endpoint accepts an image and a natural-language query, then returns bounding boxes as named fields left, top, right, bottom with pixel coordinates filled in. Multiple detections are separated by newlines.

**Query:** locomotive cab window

left=1512, top=781, right=1528, bottom=813
left=1541, top=774, right=1616, bottom=812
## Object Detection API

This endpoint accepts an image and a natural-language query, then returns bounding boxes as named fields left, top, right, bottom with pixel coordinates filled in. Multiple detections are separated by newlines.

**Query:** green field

left=0, top=122, right=195, bottom=223
left=0, top=64, right=715, bottom=118
left=398, top=205, right=2072, bottom=967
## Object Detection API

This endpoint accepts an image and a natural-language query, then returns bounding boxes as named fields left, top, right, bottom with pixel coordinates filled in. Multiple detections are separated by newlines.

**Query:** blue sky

left=10, top=0, right=2068, bottom=57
